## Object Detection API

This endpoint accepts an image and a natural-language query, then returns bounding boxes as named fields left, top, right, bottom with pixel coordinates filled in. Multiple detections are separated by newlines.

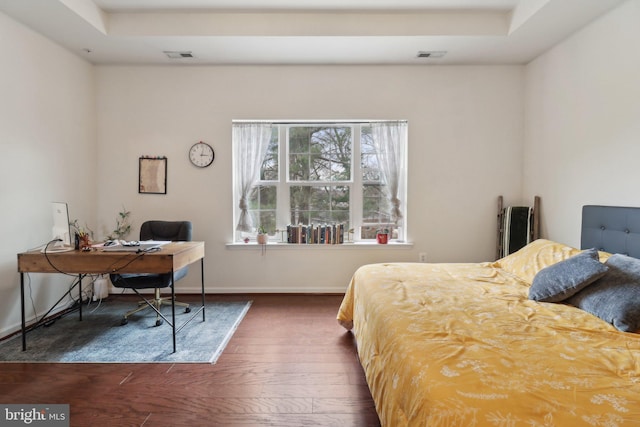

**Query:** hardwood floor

left=0, top=294, right=380, bottom=427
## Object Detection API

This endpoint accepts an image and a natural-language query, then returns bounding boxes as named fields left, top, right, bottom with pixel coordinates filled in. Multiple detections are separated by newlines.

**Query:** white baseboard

left=1, top=305, right=71, bottom=344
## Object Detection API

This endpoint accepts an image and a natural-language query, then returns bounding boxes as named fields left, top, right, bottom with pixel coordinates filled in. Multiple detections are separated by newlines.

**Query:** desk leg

left=78, top=274, right=83, bottom=321
left=171, top=268, right=176, bottom=353
left=20, top=274, right=82, bottom=351
left=21, top=273, right=26, bottom=351
left=201, top=258, right=206, bottom=321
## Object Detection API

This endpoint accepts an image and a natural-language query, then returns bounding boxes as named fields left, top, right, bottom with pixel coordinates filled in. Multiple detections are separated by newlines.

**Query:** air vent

left=163, top=51, right=194, bottom=59
left=417, top=51, right=447, bottom=59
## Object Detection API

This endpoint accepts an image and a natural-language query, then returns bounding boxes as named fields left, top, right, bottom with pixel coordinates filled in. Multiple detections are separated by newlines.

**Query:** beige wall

left=95, top=65, right=524, bottom=293
left=1, top=9, right=524, bottom=335
left=7, top=0, right=636, bottom=333
left=29, top=0, right=640, bottom=331
left=0, top=11, right=96, bottom=336
left=523, top=0, right=640, bottom=248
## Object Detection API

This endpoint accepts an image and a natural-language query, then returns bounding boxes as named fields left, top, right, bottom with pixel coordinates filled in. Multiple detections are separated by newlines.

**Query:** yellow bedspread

left=337, top=243, right=640, bottom=426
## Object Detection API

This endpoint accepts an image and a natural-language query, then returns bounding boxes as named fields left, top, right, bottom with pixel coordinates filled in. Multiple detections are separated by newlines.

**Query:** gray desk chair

left=110, top=220, right=192, bottom=326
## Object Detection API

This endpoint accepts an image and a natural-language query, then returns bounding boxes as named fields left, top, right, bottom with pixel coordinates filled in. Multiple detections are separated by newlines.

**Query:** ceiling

left=0, top=0, right=625, bottom=65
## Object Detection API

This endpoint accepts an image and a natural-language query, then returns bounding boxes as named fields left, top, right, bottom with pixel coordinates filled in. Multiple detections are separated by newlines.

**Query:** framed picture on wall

left=139, top=156, right=167, bottom=194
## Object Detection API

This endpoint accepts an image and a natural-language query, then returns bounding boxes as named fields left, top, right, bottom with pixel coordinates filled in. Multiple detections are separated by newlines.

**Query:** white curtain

left=233, top=123, right=273, bottom=232
left=370, top=121, right=407, bottom=224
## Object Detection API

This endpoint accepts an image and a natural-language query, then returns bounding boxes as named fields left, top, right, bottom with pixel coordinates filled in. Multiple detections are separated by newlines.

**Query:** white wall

left=4, top=0, right=636, bottom=336
left=1, top=0, right=636, bottom=337
left=0, top=12, right=96, bottom=336
left=95, top=65, right=524, bottom=293
left=523, top=0, right=640, bottom=247
left=0, top=9, right=525, bottom=337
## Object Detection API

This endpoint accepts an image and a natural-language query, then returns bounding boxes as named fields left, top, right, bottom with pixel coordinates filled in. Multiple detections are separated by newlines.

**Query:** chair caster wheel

left=121, top=318, right=128, bottom=326
left=155, top=319, right=163, bottom=327
left=185, top=307, right=191, bottom=313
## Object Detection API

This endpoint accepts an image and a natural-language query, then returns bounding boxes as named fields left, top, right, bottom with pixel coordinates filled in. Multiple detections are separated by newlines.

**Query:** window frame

left=233, top=120, right=407, bottom=244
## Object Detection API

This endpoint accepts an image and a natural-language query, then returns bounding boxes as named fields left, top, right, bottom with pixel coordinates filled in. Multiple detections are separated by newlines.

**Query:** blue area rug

left=0, top=299, right=251, bottom=363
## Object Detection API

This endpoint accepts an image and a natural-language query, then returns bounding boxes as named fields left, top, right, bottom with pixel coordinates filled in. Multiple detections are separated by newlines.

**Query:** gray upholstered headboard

left=581, top=205, right=640, bottom=258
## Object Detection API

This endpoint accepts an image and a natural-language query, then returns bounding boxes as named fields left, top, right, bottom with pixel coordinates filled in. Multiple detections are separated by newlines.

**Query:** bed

left=337, top=205, right=640, bottom=426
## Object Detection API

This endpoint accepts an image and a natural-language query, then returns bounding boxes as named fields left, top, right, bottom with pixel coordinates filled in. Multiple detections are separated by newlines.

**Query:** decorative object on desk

left=189, top=141, right=215, bottom=168
left=139, top=156, right=167, bottom=194
left=0, top=299, right=252, bottom=363
left=77, top=232, right=91, bottom=250
left=376, top=228, right=389, bottom=244
left=106, top=206, right=131, bottom=240
left=69, top=219, right=93, bottom=250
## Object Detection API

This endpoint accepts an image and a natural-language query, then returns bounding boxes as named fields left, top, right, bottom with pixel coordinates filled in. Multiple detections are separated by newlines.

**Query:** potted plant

left=256, top=225, right=268, bottom=245
left=107, top=207, right=131, bottom=240
left=376, top=228, right=389, bottom=244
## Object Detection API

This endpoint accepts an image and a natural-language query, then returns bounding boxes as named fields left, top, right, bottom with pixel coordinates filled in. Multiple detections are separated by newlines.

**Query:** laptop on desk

left=101, top=240, right=170, bottom=252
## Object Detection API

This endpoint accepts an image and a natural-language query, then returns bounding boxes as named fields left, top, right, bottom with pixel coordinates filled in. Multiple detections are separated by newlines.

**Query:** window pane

left=361, top=153, right=380, bottom=181
left=361, top=126, right=380, bottom=182
left=360, top=126, right=375, bottom=153
left=289, top=127, right=310, bottom=153
left=290, top=185, right=350, bottom=228
left=360, top=184, right=398, bottom=239
left=259, top=185, right=277, bottom=209
left=330, top=157, right=348, bottom=181
left=248, top=185, right=277, bottom=234
left=289, top=154, right=310, bottom=180
left=235, top=121, right=406, bottom=243
left=260, top=128, right=279, bottom=181
left=290, top=184, right=312, bottom=212
left=318, top=127, right=351, bottom=181
left=309, top=186, right=327, bottom=210
left=359, top=125, right=393, bottom=239
left=289, top=126, right=351, bottom=182
left=360, top=225, right=379, bottom=240
left=331, top=186, right=350, bottom=210
left=248, top=187, right=260, bottom=210
left=258, top=211, right=276, bottom=235
left=362, top=183, right=391, bottom=224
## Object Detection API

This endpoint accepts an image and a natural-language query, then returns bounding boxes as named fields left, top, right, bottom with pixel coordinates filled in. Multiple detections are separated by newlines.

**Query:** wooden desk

left=17, top=241, right=205, bottom=353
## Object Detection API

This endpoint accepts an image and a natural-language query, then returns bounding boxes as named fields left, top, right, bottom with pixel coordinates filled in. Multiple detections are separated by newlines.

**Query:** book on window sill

left=285, top=223, right=345, bottom=244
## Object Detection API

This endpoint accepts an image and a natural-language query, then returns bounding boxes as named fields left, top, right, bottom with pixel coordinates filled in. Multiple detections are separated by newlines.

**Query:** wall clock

left=189, top=141, right=215, bottom=168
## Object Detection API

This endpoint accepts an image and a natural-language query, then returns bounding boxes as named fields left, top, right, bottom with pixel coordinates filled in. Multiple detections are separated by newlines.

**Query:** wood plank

left=17, top=242, right=204, bottom=274
left=0, top=295, right=380, bottom=426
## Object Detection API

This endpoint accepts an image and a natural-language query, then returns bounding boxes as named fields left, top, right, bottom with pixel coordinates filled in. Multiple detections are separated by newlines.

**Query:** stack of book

left=286, top=224, right=345, bottom=244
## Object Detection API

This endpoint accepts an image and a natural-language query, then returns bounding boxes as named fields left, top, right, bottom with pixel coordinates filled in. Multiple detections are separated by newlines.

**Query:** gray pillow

left=567, top=253, right=640, bottom=332
left=529, top=248, right=608, bottom=303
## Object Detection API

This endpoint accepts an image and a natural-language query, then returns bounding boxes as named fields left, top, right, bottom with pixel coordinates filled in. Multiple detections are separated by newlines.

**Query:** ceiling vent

left=164, top=51, right=194, bottom=59
left=417, top=51, right=447, bottom=59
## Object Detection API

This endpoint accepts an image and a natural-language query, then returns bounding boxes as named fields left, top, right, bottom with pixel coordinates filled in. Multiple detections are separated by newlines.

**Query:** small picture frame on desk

left=139, top=156, right=167, bottom=194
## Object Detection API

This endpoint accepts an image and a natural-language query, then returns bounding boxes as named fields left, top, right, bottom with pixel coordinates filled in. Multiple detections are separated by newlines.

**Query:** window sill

left=226, top=241, right=413, bottom=249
